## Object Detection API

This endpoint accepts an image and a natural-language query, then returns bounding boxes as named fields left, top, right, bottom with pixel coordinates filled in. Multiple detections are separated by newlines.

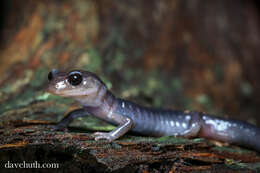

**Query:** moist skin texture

left=47, top=69, right=260, bottom=152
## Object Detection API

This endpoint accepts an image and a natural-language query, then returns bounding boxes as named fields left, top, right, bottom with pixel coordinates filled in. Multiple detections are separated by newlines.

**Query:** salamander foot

left=92, top=132, right=115, bottom=141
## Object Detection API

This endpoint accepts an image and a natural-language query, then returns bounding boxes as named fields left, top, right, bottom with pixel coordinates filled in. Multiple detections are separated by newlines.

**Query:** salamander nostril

left=48, top=71, right=53, bottom=81
left=48, top=69, right=59, bottom=81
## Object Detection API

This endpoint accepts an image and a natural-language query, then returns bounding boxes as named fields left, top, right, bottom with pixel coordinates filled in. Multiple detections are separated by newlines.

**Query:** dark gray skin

left=47, top=69, right=260, bottom=152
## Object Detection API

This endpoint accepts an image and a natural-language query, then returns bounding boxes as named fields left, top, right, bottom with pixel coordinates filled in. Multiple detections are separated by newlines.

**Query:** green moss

left=225, top=160, right=260, bottom=171
left=108, top=51, right=125, bottom=71
left=0, top=70, right=33, bottom=94
left=71, top=116, right=115, bottom=131
left=43, top=104, right=67, bottom=115
left=30, top=67, right=49, bottom=87
left=121, top=135, right=196, bottom=145
left=156, top=136, right=190, bottom=144
left=240, top=81, right=253, bottom=96
left=42, top=93, right=74, bottom=104
left=0, top=89, right=35, bottom=114
left=171, top=78, right=182, bottom=90
left=215, top=65, right=224, bottom=82
left=196, top=94, right=214, bottom=111
left=83, top=49, right=102, bottom=72
left=213, top=146, right=252, bottom=154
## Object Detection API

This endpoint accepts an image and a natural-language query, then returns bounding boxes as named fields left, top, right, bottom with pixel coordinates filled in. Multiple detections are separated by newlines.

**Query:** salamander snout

left=46, top=69, right=69, bottom=95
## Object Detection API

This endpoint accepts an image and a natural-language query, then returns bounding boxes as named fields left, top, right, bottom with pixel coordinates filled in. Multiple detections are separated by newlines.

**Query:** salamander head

left=47, top=69, right=107, bottom=106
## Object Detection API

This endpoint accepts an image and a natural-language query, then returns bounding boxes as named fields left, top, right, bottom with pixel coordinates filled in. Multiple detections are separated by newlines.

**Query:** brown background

left=0, top=0, right=260, bottom=126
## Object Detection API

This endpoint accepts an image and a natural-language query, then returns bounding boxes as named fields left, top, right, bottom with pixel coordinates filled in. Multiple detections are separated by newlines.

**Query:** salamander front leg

left=93, top=117, right=133, bottom=141
left=51, top=108, right=90, bottom=131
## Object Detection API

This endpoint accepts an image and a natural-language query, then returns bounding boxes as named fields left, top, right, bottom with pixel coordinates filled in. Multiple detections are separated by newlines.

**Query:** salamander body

left=47, top=69, right=260, bottom=152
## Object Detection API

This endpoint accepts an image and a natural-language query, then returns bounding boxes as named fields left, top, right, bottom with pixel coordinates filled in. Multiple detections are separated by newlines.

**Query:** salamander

left=46, top=69, right=260, bottom=152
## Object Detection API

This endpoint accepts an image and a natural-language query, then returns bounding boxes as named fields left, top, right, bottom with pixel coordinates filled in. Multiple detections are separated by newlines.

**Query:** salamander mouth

left=46, top=85, right=59, bottom=95
left=46, top=84, right=97, bottom=98
left=46, top=88, right=70, bottom=97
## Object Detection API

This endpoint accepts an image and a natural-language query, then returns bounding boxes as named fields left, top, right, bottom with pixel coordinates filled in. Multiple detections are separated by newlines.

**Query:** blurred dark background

left=0, top=0, right=260, bottom=126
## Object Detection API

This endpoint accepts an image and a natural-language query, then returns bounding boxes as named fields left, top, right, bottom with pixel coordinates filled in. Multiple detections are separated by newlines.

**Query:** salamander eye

left=68, top=71, right=83, bottom=86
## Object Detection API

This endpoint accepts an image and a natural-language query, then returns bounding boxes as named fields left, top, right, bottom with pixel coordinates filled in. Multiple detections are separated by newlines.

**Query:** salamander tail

left=198, top=114, right=260, bottom=152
